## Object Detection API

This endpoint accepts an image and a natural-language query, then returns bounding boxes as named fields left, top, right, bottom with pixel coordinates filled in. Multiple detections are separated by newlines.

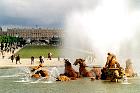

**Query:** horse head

left=64, top=59, right=71, bottom=67
left=64, top=59, right=80, bottom=78
left=74, top=58, right=94, bottom=77
left=73, top=58, right=86, bottom=67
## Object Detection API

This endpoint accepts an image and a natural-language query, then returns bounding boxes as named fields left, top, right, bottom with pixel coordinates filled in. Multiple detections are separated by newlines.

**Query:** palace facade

left=0, top=28, right=64, bottom=40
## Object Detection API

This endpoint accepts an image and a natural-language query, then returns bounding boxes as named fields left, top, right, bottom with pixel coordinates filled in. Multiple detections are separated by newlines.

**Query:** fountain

left=0, top=68, right=20, bottom=78
left=15, top=66, right=60, bottom=83
left=121, top=74, right=131, bottom=84
left=62, top=0, right=140, bottom=72
left=45, top=67, right=60, bottom=83
left=1, top=1, right=140, bottom=93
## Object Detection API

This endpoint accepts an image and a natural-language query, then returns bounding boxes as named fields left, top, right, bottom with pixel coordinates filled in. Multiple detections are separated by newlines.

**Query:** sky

left=0, top=0, right=97, bottom=29
left=0, top=0, right=139, bottom=29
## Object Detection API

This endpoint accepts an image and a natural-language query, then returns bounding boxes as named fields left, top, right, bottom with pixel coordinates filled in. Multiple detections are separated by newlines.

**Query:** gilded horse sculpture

left=64, top=59, right=80, bottom=80
left=73, top=58, right=95, bottom=79
left=31, top=64, right=49, bottom=79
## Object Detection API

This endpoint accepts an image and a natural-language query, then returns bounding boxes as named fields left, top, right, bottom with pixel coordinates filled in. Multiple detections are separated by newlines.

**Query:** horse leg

left=75, top=72, right=80, bottom=78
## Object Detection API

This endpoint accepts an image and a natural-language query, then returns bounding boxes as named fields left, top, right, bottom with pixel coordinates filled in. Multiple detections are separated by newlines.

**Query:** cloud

left=0, top=0, right=98, bottom=27
left=0, top=0, right=139, bottom=27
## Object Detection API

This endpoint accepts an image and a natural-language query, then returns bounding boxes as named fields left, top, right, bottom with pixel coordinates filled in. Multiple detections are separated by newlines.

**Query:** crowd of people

left=0, top=45, right=17, bottom=59
left=0, top=44, right=59, bottom=65
left=11, top=54, right=21, bottom=64
left=0, top=44, right=23, bottom=64
left=10, top=52, right=53, bottom=65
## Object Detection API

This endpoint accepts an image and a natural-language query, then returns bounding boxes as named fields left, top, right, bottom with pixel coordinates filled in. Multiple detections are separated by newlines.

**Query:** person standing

left=48, top=52, right=52, bottom=60
left=16, top=54, right=21, bottom=64
left=2, top=50, right=5, bottom=59
left=58, top=56, right=60, bottom=61
left=12, top=47, right=15, bottom=54
left=41, top=56, right=44, bottom=63
left=39, top=56, right=42, bottom=63
left=31, top=56, right=34, bottom=64
left=11, top=54, right=14, bottom=63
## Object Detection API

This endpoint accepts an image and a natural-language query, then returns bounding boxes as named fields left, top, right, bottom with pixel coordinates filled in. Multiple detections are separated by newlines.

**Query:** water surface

left=0, top=67, right=140, bottom=93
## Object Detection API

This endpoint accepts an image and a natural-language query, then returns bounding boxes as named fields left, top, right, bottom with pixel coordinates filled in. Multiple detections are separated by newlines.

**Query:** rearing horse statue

left=73, top=58, right=95, bottom=78
left=64, top=59, right=80, bottom=80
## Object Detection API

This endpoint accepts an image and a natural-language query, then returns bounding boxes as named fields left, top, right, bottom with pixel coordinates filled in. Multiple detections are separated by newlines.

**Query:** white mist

left=63, top=0, right=140, bottom=71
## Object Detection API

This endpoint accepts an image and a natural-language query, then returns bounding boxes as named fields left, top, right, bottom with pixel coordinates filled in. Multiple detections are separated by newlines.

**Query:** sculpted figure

left=64, top=59, right=80, bottom=80
left=73, top=58, right=95, bottom=80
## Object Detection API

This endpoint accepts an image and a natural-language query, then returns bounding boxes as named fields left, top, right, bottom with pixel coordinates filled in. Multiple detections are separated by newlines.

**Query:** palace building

left=0, top=27, right=64, bottom=40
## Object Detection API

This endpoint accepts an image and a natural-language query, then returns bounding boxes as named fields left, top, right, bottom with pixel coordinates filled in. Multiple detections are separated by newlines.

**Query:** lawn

left=16, top=45, right=62, bottom=58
